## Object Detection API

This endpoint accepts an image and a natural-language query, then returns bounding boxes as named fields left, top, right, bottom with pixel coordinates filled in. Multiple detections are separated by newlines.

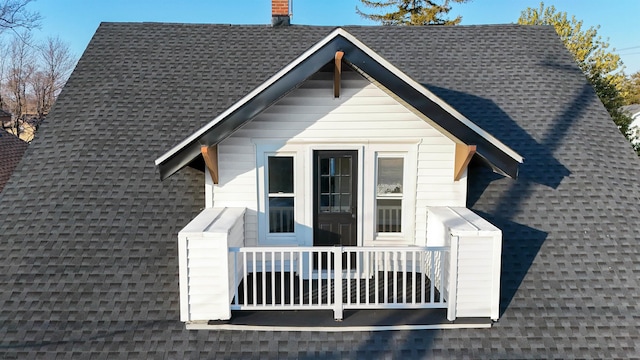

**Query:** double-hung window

left=376, top=156, right=404, bottom=234
left=267, top=156, right=295, bottom=233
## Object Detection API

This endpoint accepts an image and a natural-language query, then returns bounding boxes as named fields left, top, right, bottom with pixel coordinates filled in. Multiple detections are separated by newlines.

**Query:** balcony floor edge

left=185, top=309, right=492, bottom=331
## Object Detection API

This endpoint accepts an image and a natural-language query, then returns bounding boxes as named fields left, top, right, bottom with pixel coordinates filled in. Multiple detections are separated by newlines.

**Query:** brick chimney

left=272, top=0, right=290, bottom=26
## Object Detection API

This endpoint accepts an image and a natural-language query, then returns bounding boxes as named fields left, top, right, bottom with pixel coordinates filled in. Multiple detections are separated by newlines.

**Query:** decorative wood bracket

left=334, top=51, right=344, bottom=98
left=201, top=144, right=219, bottom=184
left=454, top=144, right=476, bottom=181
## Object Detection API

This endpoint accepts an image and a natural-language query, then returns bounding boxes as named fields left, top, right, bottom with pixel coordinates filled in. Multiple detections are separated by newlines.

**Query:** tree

left=0, top=40, right=7, bottom=110
left=32, top=36, right=75, bottom=119
left=5, top=31, right=34, bottom=139
left=621, top=71, right=640, bottom=105
left=621, top=71, right=640, bottom=155
left=0, top=0, right=76, bottom=142
left=356, top=0, right=471, bottom=26
left=518, top=2, right=633, bottom=144
left=0, top=0, right=41, bottom=34
left=1, top=0, right=40, bottom=136
left=0, top=33, right=76, bottom=141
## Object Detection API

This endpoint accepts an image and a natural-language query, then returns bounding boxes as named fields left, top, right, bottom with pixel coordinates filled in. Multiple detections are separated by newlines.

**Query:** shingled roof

left=155, top=27, right=523, bottom=180
left=0, top=23, right=639, bottom=358
left=0, top=128, right=28, bottom=193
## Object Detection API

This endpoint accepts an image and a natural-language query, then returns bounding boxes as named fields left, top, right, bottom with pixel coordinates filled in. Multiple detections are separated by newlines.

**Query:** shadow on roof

left=424, top=77, right=598, bottom=317
left=423, top=83, right=571, bottom=190
left=472, top=208, right=547, bottom=317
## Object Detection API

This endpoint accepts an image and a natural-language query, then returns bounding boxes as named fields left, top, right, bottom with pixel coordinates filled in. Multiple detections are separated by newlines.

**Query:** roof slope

left=621, top=104, right=640, bottom=115
left=155, top=28, right=522, bottom=180
left=0, top=23, right=639, bottom=358
left=0, top=128, right=28, bottom=193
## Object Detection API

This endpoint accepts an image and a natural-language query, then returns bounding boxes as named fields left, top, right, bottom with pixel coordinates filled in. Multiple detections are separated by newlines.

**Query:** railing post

left=447, top=235, right=459, bottom=321
left=333, top=246, right=343, bottom=321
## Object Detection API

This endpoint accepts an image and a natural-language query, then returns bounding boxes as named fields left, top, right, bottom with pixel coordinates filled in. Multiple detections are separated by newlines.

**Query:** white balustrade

left=229, top=246, right=448, bottom=320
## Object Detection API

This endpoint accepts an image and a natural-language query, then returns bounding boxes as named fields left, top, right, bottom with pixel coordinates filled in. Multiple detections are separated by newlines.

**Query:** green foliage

left=621, top=71, right=640, bottom=105
left=356, top=0, right=471, bottom=26
left=518, top=2, right=634, bottom=151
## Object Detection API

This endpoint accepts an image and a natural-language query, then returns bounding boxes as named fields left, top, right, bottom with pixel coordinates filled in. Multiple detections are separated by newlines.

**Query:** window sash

left=376, top=155, right=404, bottom=234
left=267, top=155, right=295, bottom=234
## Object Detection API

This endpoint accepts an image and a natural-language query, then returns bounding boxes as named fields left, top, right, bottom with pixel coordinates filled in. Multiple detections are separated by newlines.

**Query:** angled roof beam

left=454, top=144, right=477, bottom=181
left=334, top=51, right=344, bottom=98
left=154, top=31, right=344, bottom=180
left=342, top=50, right=521, bottom=178
left=155, top=28, right=522, bottom=180
left=201, top=145, right=219, bottom=184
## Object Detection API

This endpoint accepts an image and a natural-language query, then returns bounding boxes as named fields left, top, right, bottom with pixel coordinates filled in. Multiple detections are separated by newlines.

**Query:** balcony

left=177, top=206, right=502, bottom=329
left=229, top=246, right=447, bottom=321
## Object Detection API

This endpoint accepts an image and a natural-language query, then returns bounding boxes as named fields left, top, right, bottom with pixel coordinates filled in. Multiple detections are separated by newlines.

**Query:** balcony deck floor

left=207, top=272, right=492, bottom=330
left=206, top=309, right=491, bottom=330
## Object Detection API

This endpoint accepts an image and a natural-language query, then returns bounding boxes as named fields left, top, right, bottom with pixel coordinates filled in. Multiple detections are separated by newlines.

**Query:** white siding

left=212, top=69, right=466, bottom=246
left=178, top=207, right=245, bottom=322
left=427, top=207, right=502, bottom=321
left=215, top=138, right=258, bottom=245
left=454, top=237, right=496, bottom=318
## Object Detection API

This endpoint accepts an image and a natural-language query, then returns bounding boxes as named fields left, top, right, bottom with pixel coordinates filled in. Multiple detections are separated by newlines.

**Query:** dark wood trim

left=201, top=144, right=219, bottom=184
left=334, top=51, right=344, bottom=98
left=454, top=144, right=476, bottom=181
left=157, top=33, right=521, bottom=180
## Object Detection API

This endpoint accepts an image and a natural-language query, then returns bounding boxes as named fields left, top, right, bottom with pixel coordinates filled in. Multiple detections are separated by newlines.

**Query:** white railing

left=229, top=246, right=448, bottom=320
left=179, top=206, right=502, bottom=324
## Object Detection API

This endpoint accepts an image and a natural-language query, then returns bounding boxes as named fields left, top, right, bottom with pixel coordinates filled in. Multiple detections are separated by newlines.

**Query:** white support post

left=177, top=235, right=190, bottom=321
left=333, top=247, right=344, bottom=321
left=447, top=235, right=459, bottom=322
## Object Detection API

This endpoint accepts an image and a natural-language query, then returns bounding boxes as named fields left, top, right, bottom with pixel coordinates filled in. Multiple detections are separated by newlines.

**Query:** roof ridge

left=96, top=21, right=545, bottom=29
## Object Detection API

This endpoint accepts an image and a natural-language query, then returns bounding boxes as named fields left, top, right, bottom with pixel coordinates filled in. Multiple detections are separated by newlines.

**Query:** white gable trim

left=336, top=30, right=523, bottom=164
left=155, top=28, right=348, bottom=166
left=155, top=27, right=523, bottom=174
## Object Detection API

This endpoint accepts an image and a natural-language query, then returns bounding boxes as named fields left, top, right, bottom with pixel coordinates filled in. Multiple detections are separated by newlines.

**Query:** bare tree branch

left=0, top=0, right=41, bottom=34
left=32, top=36, right=74, bottom=119
left=5, top=31, right=34, bottom=139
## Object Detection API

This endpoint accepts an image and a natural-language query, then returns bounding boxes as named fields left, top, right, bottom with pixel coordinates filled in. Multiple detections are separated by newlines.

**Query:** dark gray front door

left=313, top=150, right=358, bottom=248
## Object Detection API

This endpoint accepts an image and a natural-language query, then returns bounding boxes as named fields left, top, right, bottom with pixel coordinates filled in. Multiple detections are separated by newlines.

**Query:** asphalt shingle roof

left=0, top=128, right=28, bottom=193
left=0, top=23, right=639, bottom=358
left=622, top=104, right=640, bottom=117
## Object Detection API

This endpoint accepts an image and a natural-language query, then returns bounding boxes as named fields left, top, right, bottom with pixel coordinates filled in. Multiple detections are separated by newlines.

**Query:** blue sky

left=23, top=0, right=640, bottom=74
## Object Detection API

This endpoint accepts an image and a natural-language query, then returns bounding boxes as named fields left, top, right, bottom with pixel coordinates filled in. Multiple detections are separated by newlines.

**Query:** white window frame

left=375, top=154, right=405, bottom=237
left=257, top=146, right=300, bottom=245
left=267, top=156, right=296, bottom=233
left=365, top=144, right=417, bottom=245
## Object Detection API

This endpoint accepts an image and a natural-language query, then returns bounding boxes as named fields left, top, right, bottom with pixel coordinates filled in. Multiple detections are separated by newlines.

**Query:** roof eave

left=155, top=28, right=349, bottom=180
left=155, top=27, right=523, bottom=180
